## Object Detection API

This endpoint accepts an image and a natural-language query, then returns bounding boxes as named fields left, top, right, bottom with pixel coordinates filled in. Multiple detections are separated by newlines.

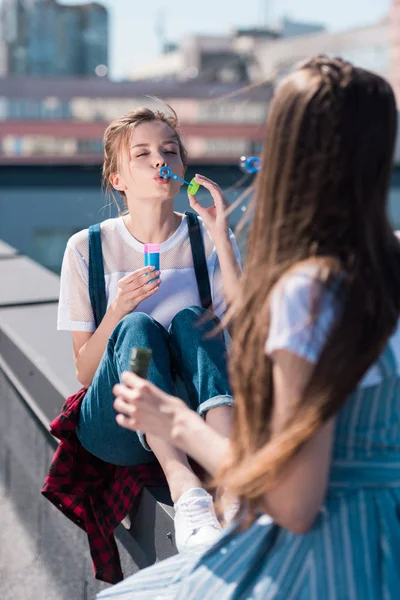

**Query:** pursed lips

left=154, top=174, right=171, bottom=184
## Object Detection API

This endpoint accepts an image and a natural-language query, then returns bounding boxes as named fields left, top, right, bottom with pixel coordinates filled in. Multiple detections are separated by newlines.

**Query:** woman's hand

left=113, top=372, right=190, bottom=443
left=111, top=266, right=161, bottom=320
left=189, top=174, right=242, bottom=305
left=188, top=174, right=229, bottom=240
left=114, top=372, right=231, bottom=476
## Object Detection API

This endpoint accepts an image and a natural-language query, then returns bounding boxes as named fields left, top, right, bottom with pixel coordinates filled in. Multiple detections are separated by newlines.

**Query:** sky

left=58, top=0, right=391, bottom=79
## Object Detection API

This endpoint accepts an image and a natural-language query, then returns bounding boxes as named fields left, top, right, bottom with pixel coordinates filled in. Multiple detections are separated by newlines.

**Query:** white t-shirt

left=57, top=215, right=241, bottom=332
left=265, top=261, right=400, bottom=388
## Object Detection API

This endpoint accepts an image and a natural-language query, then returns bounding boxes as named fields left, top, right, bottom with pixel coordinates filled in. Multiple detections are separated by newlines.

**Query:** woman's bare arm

left=72, top=304, right=121, bottom=388
left=73, top=266, right=160, bottom=387
left=262, top=349, right=335, bottom=533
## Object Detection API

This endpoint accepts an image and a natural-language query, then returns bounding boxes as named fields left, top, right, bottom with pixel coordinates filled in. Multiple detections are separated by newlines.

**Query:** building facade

left=0, top=0, right=108, bottom=77
left=127, top=18, right=326, bottom=84
left=233, top=17, right=390, bottom=83
left=0, top=76, right=272, bottom=165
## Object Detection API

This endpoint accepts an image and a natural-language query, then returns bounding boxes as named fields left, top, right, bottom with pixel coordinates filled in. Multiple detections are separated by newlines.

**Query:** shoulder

left=266, top=262, right=344, bottom=362
left=271, top=263, right=343, bottom=308
left=66, top=228, right=89, bottom=263
left=66, top=218, right=121, bottom=263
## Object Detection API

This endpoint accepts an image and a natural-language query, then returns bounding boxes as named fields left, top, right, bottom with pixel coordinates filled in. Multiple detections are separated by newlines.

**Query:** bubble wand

left=159, top=166, right=201, bottom=195
left=239, top=156, right=261, bottom=174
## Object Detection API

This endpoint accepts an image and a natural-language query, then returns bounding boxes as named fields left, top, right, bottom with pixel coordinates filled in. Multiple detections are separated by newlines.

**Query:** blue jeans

left=76, top=306, right=233, bottom=466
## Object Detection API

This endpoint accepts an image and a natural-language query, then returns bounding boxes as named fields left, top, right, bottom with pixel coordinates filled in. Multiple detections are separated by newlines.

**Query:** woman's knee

left=111, top=312, right=164, bottom=345
left=170, top=306, right=217, bottom=331
left=120, top=311, right=155, bottom=330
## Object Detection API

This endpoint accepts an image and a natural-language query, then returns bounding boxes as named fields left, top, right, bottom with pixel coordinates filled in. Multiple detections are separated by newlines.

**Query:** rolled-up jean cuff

left=137, top=430, right=152, bottom=452
left=197, top=395, right=233, bottom=418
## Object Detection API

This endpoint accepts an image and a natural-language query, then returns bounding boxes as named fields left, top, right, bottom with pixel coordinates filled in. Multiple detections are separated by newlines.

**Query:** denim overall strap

left=88, top=223, right=107, bottom=328
left=185, top=211, right=213, bottom=310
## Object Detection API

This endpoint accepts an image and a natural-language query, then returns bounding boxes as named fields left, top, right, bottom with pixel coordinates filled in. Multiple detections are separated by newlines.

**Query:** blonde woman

left=57, top=108, right=241, bottom=551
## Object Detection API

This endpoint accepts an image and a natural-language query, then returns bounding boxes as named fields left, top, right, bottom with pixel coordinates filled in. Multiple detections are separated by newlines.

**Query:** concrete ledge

left=0, top=239, right=19, bottom=258
left=0, top=243, right=177, bottom=599
left=0, top=255, right=60, bottom=307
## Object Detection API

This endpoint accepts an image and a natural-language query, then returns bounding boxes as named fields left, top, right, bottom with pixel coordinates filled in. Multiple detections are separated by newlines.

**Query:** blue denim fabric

left=76, top=307, right=233, bottom=466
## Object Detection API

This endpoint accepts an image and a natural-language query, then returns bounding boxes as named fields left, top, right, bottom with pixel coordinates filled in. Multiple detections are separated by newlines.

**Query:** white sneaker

left=174, top=488, right=222, bottom=553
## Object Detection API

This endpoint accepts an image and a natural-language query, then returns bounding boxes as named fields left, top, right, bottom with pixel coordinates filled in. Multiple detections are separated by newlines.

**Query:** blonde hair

left=102, top=105, right=188, bottom=210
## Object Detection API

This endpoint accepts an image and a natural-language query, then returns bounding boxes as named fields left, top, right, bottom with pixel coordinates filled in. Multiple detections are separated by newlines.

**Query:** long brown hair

left=219, top=56, right=400, bottom=520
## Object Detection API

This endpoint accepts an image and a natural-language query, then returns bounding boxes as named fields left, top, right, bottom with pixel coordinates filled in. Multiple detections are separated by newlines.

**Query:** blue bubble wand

left=239, top=156, right=261, bottom=174
left=159, top=166, right=201, bottom=195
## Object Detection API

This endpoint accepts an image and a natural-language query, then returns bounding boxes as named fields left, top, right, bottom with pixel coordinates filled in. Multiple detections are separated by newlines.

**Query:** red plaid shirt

left=41, top=389, right=167, bottom=584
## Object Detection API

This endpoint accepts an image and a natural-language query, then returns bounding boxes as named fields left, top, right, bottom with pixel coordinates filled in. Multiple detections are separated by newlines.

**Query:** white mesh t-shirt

left=57, top=215, right=241, bottom=332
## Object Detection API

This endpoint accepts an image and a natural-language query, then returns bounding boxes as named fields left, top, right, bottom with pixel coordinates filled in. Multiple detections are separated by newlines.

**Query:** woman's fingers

left=119, top=266, right=155, bottom=287
left=116, top=371, right=148, bottom=390
left=113, top=381, right=135, bottom=396
left=115, top=413, right=136, bottom=429
left=113, top=396, right=136, bottom=418
left=113, top=377, right=183, bottom=440
left=194, top=174, right=220, bottom=188
left=128, top=281, right=160, bottom=302
left=113, top=376, right=161, bottom=431
left=188, top=174, right=229, bottom=232
left=114, top=373, right=157, bottom=400
left=194, top=174, right=228, bottom=208
left=188, top=193, right=208, bottom=217
left=123, top=271, right=161, bottom=293
left=120, top=371, right=140, bottom=386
